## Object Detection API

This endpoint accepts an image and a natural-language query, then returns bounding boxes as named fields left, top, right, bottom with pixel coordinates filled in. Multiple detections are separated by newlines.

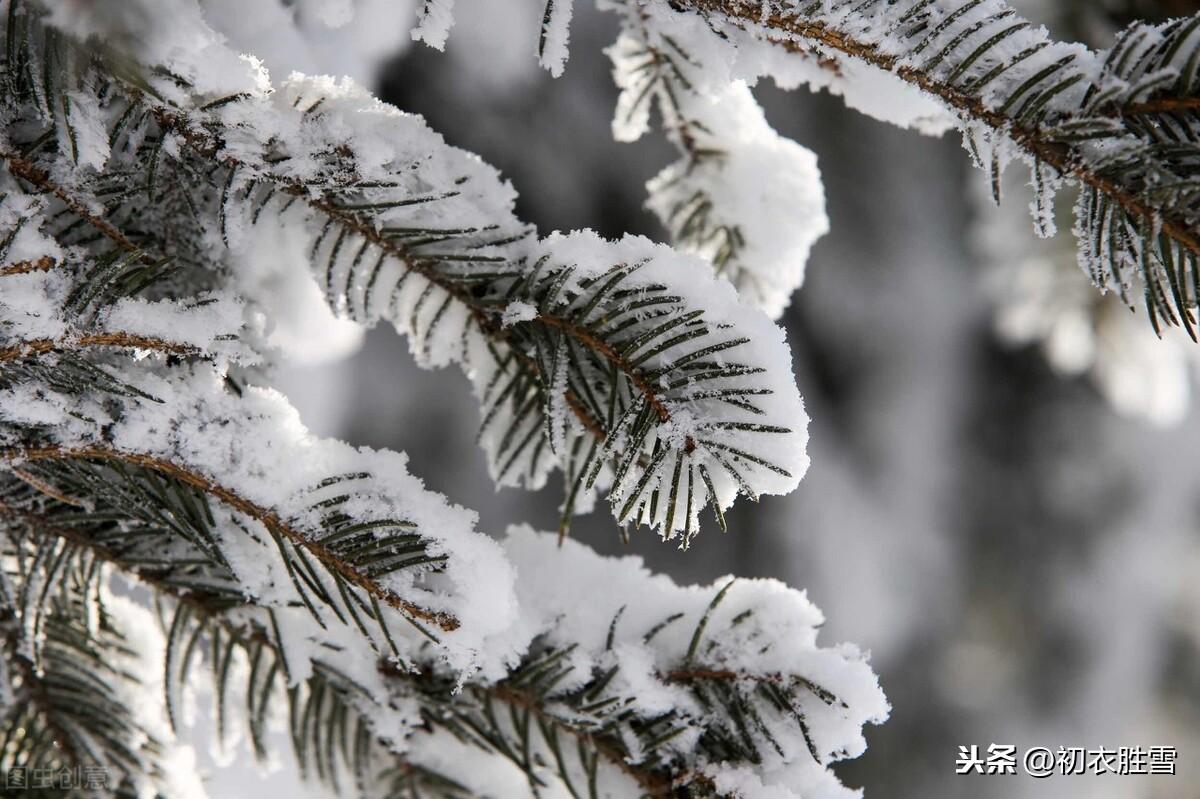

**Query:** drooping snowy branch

left=0, top=257, right=518, bottom=661
left=642, top=0, right=1200, bottom=336
left=407, top=526, right=889, bottom=798
left=1, top=453, right=887, bottom=797
left=606, top=9, right=830, bottom=319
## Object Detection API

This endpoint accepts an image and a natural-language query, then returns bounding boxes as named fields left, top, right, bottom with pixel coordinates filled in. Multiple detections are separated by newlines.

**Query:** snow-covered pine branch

left=466, top=1, right=1200, bottom=336
left=643, top=0, right=1200, bottom=336
left=0, top=256, right=885, bottom=795
left=2, top=0, right=810, bottom=544
left=0, top=158, right=882, bottom=799
left=606, top=16, right=830, bottom=319
left=0, top=0, right=887, bottom=796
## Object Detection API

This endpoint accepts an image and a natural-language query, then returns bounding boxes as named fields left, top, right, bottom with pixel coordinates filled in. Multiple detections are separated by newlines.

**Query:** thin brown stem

left=0, top=256, right=56, bottom=276
left=0, top=333, right=198, bottom=363
left=1120, top=96, right=1200, bottom=116
left=537, top=314, right=670, bottom=423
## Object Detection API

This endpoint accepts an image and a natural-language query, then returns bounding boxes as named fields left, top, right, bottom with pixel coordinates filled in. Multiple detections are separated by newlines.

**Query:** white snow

left=538, top=0, right=575, bottom=78
left=410, top=0, right=456, bottom=50
left=642, top=81, right=829, bottom=318
left=500, top=300, right=538, bottom=327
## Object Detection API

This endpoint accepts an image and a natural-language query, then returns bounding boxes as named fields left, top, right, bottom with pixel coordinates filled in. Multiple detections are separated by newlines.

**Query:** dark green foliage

left=0, top=484, right=165, bottom=795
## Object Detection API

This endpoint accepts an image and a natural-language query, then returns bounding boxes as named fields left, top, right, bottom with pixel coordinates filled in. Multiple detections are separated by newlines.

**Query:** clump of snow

left=0, top=270, right=71, bottom=342
left=788, top=55, right=957, bottom=135
left=228, top=200, right=365, bottom=366
left=102, top=292, right=257, bottom=363
left=500, top=300, right=538, bottom=327
left=0, top=194, right=64, bottom=268
left=410, top=0, right=456, bottom=50
left=537, top=0, right=575, bottom=78
left=43, top=0, right=270, bottom=98
left=643, top=81, right=828, bottom=318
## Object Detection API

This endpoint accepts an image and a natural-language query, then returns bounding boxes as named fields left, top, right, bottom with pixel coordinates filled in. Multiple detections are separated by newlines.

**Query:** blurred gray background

left=243, top=1, right=1200, bottom=797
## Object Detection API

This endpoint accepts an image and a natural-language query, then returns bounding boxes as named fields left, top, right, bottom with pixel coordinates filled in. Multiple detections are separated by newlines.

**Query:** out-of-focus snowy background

left=196, top=0, right=1200, bottom=796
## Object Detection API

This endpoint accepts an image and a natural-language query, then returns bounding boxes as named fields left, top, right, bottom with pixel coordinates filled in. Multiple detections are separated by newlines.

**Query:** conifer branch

left=0, top=500, right=466, bottom=796
left=0, top=11, right=806, bottom=538
left=1, top=148, right=152, bottom=264
left=5, top=486, right=674, bottom=796
left=0, top=444, right=460, bottom=631
left=0, top=3, right=892, bottom=795
left=145, top=103, right=687, bottom=438
left=686, top=0, right=1200, bottom=265
left=608, top=11, right=828, bottom=319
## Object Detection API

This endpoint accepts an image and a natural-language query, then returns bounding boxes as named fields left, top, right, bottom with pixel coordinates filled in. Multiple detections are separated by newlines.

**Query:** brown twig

left=0, top=256, right=56, bottom=276
left=537, top=314, right=671, bottom=423
left=0, top=333, right=198, bottom=363
left=1119, top=96, right=1200, bottom=117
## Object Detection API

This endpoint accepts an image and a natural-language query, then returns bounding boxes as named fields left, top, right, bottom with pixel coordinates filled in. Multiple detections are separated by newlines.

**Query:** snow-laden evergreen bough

left=578, top=0, right=1200, bottom=334
left=0, top=0, right=875, bottom=796
left=2, top=0, right=1198, bottom=796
